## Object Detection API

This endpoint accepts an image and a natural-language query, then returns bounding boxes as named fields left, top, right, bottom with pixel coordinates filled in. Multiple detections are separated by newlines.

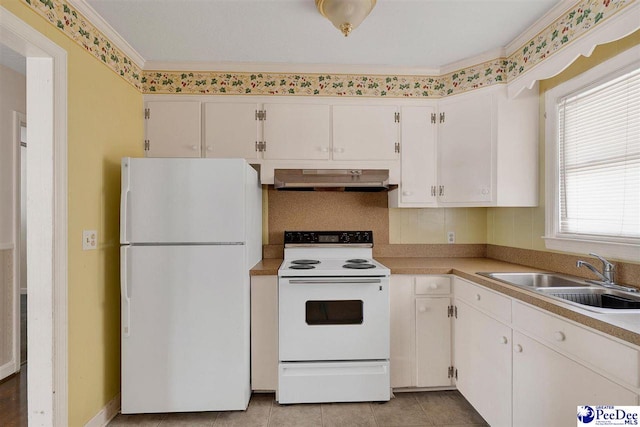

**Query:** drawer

left=453, top=277, right=511, bottom=323
left=513, top=301, right=640, bottom=388
left=415, top=276, right=451, bottom=295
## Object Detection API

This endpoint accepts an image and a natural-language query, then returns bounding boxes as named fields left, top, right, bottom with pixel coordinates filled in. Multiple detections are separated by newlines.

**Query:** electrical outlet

left=447, top=231, right=455, bottom=244
left=83, top=230, right=97, bottom=250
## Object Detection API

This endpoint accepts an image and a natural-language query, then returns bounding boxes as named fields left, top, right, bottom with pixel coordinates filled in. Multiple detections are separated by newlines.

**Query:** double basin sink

left=476, top=272, right=640, bottom=313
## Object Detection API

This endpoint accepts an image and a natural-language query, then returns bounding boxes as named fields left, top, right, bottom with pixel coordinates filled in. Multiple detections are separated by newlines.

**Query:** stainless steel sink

left=477, top=271, right=640, bottom=313
left=476, top=272, right=592, bottom=289
left=537, top=287, right=640, bottom=313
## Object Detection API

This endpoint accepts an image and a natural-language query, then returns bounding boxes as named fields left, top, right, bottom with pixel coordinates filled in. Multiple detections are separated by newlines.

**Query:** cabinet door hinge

left=394, top=112, right=400, bottom=123
left=395, top=142, right=400, bottom=153
left=255, top=141, right=267, bottom=152
left=438, top=185, right=445, bottom=197
left=448, top=366, right=455, bottom=379
left=144, top=108, right=150, bottom=119
left=430, top=185, right=436, bottom=197
left=255, top=109, right=267, bottom=121
left=447, top=305, right=454, bottom=317
left=144, top=140, right=150, bottom=151
left=439, top=112, right=445, bottom=123
left=431, top=113, right=437, bottom=124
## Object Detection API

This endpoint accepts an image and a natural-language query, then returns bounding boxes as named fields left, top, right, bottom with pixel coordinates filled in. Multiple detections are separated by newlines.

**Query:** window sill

left=544, top=236, right=640, bottom=262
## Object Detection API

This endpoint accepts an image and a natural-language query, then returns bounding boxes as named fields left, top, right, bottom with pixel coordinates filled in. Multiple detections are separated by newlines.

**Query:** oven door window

left=305, top=300, right=363, bottom=325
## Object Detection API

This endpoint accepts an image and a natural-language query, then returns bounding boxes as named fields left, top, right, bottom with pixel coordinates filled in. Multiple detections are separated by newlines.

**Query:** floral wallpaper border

left=20, top=0, right=636, bottom=98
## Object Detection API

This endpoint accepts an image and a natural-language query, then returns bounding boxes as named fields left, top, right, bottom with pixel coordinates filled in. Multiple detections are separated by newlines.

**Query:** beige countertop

left=251, top=256, right=640, bottom=347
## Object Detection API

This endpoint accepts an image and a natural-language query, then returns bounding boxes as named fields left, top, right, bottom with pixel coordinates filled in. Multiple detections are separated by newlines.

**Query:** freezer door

left=120, top=244, right=250, bottom=413
left=121, top=157, right=253, bottom=243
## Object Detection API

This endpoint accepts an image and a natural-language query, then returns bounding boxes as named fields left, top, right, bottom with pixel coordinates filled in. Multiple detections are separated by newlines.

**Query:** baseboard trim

left=0, top=361, right=18, bottom=381
left=84, top=393, right=120, bottom=427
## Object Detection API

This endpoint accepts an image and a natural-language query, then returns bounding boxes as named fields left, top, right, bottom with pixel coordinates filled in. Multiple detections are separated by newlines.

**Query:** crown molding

left=67, top=0, right=145, bottom=68
left=143, top=60, right=440, bottom=76
left=440, top=47, right=506, bottom=75
left=505, top=0, right=577, bottom=57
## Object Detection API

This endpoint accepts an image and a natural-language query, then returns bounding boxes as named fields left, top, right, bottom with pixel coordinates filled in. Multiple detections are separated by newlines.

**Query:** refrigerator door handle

left=121, top=246, right=131, bottom=337
left=120, top=158, right=131, bottom=243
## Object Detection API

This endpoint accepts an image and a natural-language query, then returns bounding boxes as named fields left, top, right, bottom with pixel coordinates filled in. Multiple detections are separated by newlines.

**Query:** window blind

left=558, top=66, right=640, bottom=240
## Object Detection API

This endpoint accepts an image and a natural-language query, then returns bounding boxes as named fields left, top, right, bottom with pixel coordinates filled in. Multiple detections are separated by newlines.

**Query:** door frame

left=1, top=6, right=68, bottom=426
left=14, top=111, right=26, bottom=371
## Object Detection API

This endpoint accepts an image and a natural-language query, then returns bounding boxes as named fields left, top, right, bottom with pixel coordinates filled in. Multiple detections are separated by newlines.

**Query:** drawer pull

left=514, top=344, right=523, bottom=353
left=475, top=294, right=481, bottom=301
left=429, top=283, right=438, bottom=290
left=554, top=331, right=566, bottom=342
left=500, top=336, right=508, bottom=345
left=418, top=306, right=427, bottom=313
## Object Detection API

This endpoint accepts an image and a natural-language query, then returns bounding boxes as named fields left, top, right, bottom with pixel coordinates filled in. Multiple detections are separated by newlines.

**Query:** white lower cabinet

left=250, top=275, right=278, bottom=391
left=512, top=331, right=637, bottom=427
left=390, top=275, right=452, bottom=389
left=416, top=296, right=452, bottom=387
left=454, top=299, right=512, bottom=427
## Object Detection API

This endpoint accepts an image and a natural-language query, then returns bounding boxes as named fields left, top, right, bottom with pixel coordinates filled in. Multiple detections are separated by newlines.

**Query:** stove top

left=279, top=230, right=389, bottom=277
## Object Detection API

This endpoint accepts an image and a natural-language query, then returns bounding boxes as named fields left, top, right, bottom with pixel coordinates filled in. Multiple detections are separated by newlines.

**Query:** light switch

left=83, top=230, right=97, bottom=250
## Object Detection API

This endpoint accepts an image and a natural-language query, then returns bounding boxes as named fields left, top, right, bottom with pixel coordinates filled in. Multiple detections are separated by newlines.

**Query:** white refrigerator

left=120, top=157, right=261, bottom=414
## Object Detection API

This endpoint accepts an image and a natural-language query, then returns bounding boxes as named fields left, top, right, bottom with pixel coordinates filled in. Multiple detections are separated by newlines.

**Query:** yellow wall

left=486, top=29, right=640, bottom=255
left=0, top=1, right=144, bottom=425
left=389, top=208, right=487, bottom=244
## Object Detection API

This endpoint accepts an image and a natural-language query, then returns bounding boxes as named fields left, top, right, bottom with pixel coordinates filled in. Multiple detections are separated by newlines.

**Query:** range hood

left=274, top=169, right=390, bottom=191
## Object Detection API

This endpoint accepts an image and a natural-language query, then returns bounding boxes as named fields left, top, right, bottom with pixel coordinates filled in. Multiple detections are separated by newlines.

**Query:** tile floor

left=108, top=390, right=489, bottom=427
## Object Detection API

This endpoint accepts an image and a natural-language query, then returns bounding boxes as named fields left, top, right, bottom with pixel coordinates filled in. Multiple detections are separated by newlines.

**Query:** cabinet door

left=145, top=101, right=201, bottom=157
left=454, top=299, right=511, bottom=427
left=332, top=105, right=399, bottom=160
left=398, top=106, right=437, bottom=206
left=513, top=332, right=637, bottom=427
left=262, top=103, right=330, bottom=160
left=416, top=297, right=452, bottom=387
left=438, top=93, right=493, bottom=204
left=250, top=276, right=278, bottom=391
left=390, top=275, right=415, bottom=388
left=203, top=103, right=260, bottom=159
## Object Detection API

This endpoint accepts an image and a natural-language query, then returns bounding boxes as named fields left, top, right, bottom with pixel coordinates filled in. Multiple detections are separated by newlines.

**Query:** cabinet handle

left=334, top=147, right=345, bottom=153
left=402, top=191, right=413, bottom=196
left=418, top=306, right=427, bottom=313
left=191, top=145, right=199, bottom=151
left=206, top=145, right=213, bottom=152
left=481, top=188, right=489, bottom=195
left=321, top=147, right=330, bottom=153
left=514, top=344, right=523, bottom=353
left=554, top=331, right=566, bottom=342
left=500, top=336, right=508, bottom=345
left=428, top=283, right=438, bottom=290
left=475, top=294, right=481, bottom=301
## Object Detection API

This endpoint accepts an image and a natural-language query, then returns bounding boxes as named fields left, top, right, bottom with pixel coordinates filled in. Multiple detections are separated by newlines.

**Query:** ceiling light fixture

left=315, top=0, right=377, bottom=37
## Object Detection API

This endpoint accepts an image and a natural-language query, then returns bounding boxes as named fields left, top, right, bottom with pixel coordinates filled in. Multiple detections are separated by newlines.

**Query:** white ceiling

left=83, top=0, right=561, bottom=71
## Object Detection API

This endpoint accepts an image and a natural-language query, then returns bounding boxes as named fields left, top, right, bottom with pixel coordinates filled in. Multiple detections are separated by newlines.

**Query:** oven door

left=279, top=276, right=390, bottom=361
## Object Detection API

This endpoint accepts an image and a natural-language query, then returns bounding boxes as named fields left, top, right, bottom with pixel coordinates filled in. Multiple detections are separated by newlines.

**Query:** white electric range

left=277, top=231, right=391, bottom=404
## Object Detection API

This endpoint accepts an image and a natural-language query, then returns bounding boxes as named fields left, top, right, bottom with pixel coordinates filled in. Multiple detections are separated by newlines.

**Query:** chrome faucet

left=577, top=253, right=615, bottom=284
left=577, top=253, right=638, bottom=293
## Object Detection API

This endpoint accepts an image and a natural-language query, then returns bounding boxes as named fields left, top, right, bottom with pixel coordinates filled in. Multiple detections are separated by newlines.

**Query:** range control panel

left=284, top=230, right=373, bottom=245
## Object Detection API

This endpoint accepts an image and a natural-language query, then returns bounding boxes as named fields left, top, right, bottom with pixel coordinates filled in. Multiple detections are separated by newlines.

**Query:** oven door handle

left=288, top=278, right=383, bottom=285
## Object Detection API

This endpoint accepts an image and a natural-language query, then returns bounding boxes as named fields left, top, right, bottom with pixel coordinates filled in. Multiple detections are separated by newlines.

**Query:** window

left=545, top=46, right=640, bottom=261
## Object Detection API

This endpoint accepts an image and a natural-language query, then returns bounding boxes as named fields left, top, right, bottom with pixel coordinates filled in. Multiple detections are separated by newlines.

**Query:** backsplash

left=267, top=189, right=389, bottom=244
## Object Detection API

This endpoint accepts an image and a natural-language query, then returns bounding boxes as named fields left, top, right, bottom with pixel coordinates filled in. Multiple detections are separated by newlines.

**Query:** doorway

left=0, top=6, right=69, bottom=425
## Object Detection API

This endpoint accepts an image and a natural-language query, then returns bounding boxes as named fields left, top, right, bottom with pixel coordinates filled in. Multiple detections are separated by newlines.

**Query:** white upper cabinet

left=389, top=85, right=539, bottom=208
left=394, top=105, right=438, bottom=207
left=262, top=103, right=331, bottom=160
left=203, top=102, right=260, bottom=159
left=144, top=101, right=201, bottom=158
left=332, top=105, right=399, bottom=160
left=437, top=92, right=494, bottom=204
